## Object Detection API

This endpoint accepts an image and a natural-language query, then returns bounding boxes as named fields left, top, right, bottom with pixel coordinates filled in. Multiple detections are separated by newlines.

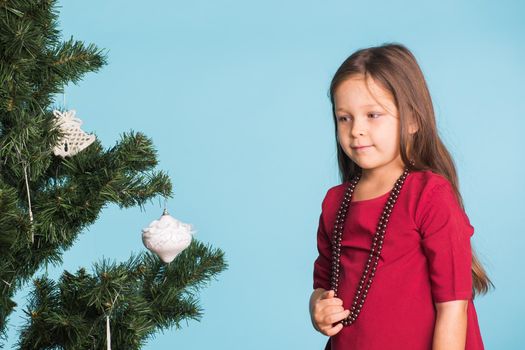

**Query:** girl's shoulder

left=409, top=170, right=474, bottom=237
left=407, top=169, right=453, bottom=195
left=403, top=170, right=461, bottom=214
left=321, top=182, right=347, bottom=211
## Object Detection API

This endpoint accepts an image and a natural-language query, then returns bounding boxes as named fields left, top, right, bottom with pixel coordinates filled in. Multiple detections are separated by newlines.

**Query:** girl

left=309, top=43, right=493, bottom=350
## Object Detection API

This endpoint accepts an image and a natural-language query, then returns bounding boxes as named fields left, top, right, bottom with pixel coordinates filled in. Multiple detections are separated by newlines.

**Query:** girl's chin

left=350, top=160, right=379, bottom=170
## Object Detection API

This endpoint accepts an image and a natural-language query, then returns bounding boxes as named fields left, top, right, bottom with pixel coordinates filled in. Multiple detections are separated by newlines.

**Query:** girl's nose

left=350, top=119, right=366, bottom=137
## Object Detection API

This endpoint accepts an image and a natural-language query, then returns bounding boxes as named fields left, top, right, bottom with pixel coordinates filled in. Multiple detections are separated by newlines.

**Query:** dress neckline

left=350, top=190, right=391, bottom=205
left=349, top=172, right=413, bottom=205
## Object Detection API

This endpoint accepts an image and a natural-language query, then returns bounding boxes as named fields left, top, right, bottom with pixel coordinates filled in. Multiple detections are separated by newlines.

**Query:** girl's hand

left=310, top=289, right=350, bottom=336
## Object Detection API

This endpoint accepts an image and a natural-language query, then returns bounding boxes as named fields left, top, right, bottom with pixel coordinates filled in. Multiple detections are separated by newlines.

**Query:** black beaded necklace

left=330, top=166, right=411, bottom=326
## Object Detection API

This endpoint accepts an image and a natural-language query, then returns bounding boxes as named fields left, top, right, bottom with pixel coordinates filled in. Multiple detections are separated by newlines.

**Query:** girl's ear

left=408, top=122, right=418, bottom=135
left=407, top=107, right=419, bottom=135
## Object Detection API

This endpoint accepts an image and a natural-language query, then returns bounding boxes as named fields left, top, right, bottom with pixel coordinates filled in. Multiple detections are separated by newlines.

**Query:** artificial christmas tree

left=0, top=1, right=227, bottom=348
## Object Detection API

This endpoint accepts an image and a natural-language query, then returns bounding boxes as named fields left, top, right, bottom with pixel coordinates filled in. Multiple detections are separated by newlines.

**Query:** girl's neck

left=352, top=166, right=407, bottom=202
left=359, top=164, right=406, bottom=190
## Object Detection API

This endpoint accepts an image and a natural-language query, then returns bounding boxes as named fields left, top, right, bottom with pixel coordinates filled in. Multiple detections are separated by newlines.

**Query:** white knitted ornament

left=52, top=109, right=96, bottom=157
left=142, top=209, right=195, bottom=263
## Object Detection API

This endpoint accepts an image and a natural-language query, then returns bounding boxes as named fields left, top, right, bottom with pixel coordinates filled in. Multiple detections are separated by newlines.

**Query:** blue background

left=4, top=0, right=524, bottom=349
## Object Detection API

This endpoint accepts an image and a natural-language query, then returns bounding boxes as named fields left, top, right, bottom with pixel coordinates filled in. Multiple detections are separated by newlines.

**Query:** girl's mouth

left=352, top=145, right=372, bottom=150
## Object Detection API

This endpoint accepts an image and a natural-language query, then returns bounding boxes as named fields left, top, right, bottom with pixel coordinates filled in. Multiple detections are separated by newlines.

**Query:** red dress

left=313, top=170, right=484, bottom=350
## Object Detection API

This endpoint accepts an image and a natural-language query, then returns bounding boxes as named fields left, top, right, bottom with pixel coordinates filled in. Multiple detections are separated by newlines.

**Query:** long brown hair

left=328, top=42, right=494, bottom=299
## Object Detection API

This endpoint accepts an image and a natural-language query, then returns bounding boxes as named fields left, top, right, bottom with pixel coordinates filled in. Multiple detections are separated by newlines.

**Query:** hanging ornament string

left=22, top=161, right=34, bottom=242
left=52, top=87, right=66, bottom=191
left=1, top=279, right=12, bottom=288
left=14, top=143, right=34, bottom=243
left=104, top=291, right=120, bottom=350
left=106, top=316, right=111, bottom=350
left=330, top=166, right=411, bottom=326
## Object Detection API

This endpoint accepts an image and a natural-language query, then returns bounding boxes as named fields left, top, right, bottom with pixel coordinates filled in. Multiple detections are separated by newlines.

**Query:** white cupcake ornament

left=142, top=209, right=195, bottom=263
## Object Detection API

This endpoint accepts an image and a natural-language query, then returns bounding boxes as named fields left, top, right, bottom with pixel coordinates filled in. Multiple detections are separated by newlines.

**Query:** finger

left=322, top=304, right=345, bottom=315
left=319, top=297, right=343, bottom=307
left=313, top=299, right=341, bottom=319
left=313, top=305, right=344, bottom=325
left=321, top=290, right=334, bottom=299
left=324, top=322, right=344, bottom=337
left=323, top=309, right=351, bottom=325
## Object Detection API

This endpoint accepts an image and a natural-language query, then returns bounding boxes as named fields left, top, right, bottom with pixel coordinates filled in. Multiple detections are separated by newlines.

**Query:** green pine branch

left=17, top=240, right=227, bottom=349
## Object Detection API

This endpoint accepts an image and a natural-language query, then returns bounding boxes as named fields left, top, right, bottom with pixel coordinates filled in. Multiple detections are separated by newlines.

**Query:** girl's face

left=334, top=75, right=405, bottom=177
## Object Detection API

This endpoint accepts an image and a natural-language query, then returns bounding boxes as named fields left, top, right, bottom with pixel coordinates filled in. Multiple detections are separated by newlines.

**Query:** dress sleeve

left=313, top=190, right=333, bottom=291
left=416, top=181, right=474, bottom=303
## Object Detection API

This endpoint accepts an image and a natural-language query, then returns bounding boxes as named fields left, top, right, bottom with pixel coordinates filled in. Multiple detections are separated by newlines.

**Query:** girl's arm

left=432, top=300, right=468, bottom=350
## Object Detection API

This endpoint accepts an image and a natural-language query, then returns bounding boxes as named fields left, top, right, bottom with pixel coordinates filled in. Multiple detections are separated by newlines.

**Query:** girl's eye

left=337, top=114, right=381, bottom=122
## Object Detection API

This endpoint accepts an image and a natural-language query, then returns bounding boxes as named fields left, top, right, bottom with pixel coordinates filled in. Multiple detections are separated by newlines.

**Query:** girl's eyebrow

left=336, top=104, right=381, bottom=112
